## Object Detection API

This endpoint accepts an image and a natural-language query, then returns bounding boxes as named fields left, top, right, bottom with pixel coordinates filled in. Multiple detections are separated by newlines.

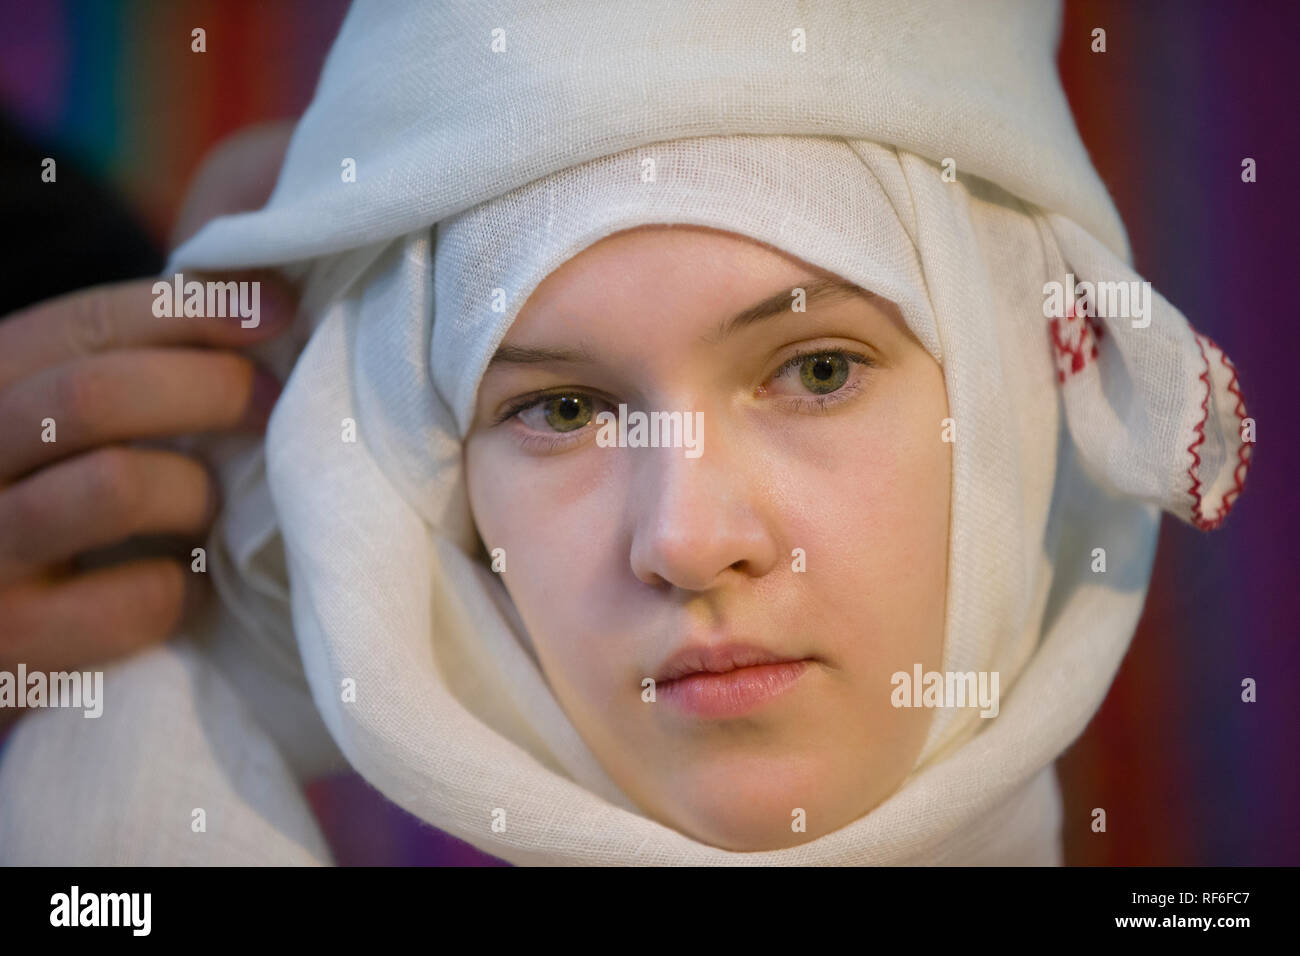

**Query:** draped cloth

left=0, top=0, right=1250, bottom=865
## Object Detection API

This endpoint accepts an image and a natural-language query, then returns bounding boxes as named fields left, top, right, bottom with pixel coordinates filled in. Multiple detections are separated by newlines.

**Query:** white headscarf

left=0, top=0, right=1250, bottom=865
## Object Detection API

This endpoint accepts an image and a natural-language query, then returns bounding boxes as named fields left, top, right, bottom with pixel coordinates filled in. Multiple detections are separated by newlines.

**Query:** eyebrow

left=485, top=274, right=871, bottom=368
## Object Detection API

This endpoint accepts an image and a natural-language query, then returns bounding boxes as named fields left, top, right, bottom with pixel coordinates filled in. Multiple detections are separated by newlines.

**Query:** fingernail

left=240, top=366, right=283, bottom=430
left=250, top=275, right=297, bottom=330
left=179, top=569, right=212, bottom=625
left=200, top=462, right=223, bottom=527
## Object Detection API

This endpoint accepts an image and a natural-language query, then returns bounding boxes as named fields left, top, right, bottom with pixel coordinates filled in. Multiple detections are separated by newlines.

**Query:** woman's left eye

left=764, top=348, right=876, bottom=409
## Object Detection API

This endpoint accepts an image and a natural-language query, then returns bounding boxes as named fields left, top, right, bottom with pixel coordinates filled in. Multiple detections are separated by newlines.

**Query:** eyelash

left=493, top=347, right=877, bottom=451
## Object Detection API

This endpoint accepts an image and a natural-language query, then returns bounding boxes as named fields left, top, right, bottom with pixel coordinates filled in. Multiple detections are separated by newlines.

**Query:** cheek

left=854, top=365, right=950, bottom=607
left=464, top=434, right=621, bottom=700
left=467, top=436, right=578, bottom=588
left=774, top=357, right=951, bottom=692
left=782, top=359, right=949, bottom=587
left=781, top=360, right=951, bottom=788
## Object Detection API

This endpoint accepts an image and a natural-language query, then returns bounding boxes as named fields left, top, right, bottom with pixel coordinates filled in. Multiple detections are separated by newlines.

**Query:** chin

left=645, top=751, right=864, bottom=852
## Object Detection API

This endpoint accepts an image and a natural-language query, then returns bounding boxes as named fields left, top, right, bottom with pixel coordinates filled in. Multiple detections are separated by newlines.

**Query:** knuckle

left=54, top=362, right=112, bottom=427
left=83, top=446, right=144, bottom=518
left=2, top=478, right=56, bottom=547
left=64, top=287, right=117, bottom=355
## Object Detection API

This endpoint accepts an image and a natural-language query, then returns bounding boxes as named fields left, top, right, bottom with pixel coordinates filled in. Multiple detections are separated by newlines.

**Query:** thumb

left=168, top=119, right=297, bottom=254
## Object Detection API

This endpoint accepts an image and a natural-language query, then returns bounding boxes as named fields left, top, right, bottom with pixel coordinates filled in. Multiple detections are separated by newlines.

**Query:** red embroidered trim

left=1048, top=297, right=1105, bottom=383
left=1186, top=332, right=1254, bottom=531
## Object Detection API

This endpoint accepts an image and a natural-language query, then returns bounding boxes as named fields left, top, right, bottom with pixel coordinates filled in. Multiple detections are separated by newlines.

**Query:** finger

left=0, top=446, right=217, bottom=588
left=0, top=272, right=296, bottom=391
left=169, top=119, right=296, bottom=251
left=0, top=558, right=208, bottom=673
left=0, top=348, right=279, bottom=482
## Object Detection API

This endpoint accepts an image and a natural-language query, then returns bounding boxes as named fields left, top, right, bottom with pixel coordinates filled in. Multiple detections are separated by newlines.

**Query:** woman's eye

left=496, top=347, right=874, bottom=441
left=515, top=393, right=601, bottom=432
left=767, top=349, right=875, bottom=401
left=795, top=353, right=851, bottom=394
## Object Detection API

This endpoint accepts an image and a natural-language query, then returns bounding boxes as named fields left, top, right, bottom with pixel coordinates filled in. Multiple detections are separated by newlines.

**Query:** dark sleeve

left=0, top=110, right=163, bottom=316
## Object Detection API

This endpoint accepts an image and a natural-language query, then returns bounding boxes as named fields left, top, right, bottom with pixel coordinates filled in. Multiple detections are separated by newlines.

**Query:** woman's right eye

left=495, top=391, right=618, bottom=453
left=507, top=392, right=610, bottom=434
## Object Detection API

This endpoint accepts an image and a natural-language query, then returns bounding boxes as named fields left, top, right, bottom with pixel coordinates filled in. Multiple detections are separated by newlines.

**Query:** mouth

left=653, top=643, right=816, bottom=718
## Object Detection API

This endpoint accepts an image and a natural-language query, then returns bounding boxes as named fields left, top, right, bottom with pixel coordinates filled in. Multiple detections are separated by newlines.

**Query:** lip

left=654, top=643, right=814, bottom=718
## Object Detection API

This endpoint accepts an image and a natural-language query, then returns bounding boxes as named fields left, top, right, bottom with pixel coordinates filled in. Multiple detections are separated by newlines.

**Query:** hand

left=0, top=119, right=297, bottom=731
left=0, top=274, right=297, bottom=726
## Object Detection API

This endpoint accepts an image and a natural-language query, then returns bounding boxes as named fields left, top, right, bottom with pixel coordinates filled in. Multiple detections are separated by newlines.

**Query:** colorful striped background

left=1, top=0, right=1294, bottom=865
left=0, top=0, right=349, bottom=240
left=1055, top=0, right=1298, bottom=866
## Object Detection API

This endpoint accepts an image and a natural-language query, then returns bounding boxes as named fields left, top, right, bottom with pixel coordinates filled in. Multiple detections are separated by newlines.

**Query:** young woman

left=0, top=0, right=1251, bottom=865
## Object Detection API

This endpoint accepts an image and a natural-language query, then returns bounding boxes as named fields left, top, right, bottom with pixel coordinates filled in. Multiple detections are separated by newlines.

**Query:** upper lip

left=654, top=642, right=810, bottom=683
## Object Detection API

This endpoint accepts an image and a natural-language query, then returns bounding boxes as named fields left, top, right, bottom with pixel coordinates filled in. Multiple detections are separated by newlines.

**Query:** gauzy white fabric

left=0, top=0, right=1251, bottom=866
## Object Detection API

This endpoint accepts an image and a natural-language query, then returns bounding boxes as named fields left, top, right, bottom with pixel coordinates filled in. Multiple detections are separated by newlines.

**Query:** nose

left=628, top=425, right=780, bottom=591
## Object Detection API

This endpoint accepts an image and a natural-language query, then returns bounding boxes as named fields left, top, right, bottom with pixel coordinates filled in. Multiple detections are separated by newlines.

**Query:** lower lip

left=657, top=660, right=813, bottom=718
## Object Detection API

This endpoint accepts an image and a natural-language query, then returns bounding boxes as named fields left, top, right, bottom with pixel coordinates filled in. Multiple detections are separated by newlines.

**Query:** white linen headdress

left=0, top=0, right=1251, bottom=865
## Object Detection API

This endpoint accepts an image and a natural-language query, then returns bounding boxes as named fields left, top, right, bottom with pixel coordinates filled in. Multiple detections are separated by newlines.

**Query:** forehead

left=506, top=225, right=835, bottom=332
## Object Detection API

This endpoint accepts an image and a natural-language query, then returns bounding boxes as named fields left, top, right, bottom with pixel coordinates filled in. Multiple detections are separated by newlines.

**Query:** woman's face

left=464, top=224, right=950, bottom=851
